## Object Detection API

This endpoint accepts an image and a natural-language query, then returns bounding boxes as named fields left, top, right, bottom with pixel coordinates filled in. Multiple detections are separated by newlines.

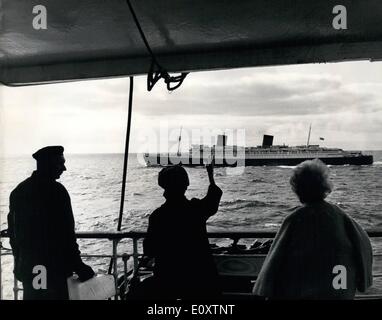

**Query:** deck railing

left=1, top=229, right=382, bottom=300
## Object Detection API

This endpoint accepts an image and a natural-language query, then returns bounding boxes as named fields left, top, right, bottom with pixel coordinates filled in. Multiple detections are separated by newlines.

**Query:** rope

left=126, top=0, right=189, bottom=91
left=108, top=76, right=134, bottom=275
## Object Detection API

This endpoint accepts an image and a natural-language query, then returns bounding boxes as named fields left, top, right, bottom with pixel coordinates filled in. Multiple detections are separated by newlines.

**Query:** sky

left=0, top=60, right=382, bottom=156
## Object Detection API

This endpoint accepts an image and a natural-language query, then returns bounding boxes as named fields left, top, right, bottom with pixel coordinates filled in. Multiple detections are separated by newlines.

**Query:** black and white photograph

left=1, top=0, right=382, bottom=312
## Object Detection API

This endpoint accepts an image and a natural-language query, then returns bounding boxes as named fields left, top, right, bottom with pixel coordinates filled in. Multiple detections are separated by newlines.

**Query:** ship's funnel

left=216, top=135, right=227, bottom=147
left=262, top=135, right=273, bottom=148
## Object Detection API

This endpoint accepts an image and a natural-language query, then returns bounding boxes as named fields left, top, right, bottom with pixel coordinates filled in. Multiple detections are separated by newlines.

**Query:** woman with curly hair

left=253, top=159, right=373, bottom=299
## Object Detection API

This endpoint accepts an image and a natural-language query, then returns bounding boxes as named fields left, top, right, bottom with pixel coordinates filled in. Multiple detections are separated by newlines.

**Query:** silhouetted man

left=143, top=164, right=223, bottom=299
left=7, top=146, right=95, bottom=300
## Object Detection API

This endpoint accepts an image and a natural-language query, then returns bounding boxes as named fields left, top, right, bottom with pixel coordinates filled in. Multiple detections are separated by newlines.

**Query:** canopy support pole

left=117, top=76, right=134, bottom=231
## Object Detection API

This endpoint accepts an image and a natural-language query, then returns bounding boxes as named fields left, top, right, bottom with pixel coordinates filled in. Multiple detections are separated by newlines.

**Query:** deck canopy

left=1, top=0, right=382, bottom=86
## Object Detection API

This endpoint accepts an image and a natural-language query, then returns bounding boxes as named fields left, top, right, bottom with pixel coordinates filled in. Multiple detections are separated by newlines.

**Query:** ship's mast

left=177, top=126, right=182, bottom=156
left=306, top=124, right=312, bottom=147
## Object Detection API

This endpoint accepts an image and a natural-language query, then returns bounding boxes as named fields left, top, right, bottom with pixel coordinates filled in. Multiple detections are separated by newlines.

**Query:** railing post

left=13, top=256, right=18, bottom=300
left=132, top=238, right=139, bottom=276
left=122, top=253, right=130, bottom=300
left=112, top=239, right=119, bottom=300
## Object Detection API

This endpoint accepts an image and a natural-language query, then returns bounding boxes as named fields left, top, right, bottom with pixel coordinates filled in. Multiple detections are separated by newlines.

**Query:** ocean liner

left=143, top=133, right=373, bottom=167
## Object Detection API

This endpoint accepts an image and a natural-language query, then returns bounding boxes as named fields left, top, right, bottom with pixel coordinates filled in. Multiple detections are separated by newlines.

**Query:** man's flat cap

left=32, top=146, right=64, bottom=160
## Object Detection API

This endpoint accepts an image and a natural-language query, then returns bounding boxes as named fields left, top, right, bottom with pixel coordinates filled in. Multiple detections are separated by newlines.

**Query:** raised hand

left=206, top=161, right=215, bottom=185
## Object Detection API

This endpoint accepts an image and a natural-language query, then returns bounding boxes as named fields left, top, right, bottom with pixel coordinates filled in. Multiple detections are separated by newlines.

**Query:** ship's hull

left=244, top=155, right=373, bottom=166
left=143, top=154, right=373, bottom=167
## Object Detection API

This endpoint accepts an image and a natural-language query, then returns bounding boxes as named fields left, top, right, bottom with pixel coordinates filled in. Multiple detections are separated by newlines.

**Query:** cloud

left=1, top=78, right=130, bottom=114
left=135, top=71, right=378, bottom=117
